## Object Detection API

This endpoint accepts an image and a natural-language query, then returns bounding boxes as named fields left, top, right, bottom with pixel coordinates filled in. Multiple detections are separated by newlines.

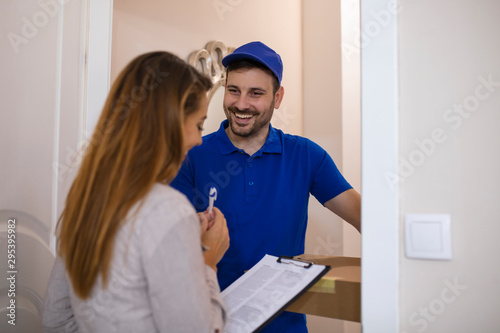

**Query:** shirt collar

left=216, top=120, right=282, bottom=156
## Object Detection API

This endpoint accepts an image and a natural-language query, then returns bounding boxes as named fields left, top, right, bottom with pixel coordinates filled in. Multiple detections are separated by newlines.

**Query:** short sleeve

left=310, top=147, right=352, bottom=205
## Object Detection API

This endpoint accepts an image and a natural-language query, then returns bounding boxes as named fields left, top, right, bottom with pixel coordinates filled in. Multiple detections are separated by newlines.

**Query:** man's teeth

left=235, top=113, right=253, bottom=119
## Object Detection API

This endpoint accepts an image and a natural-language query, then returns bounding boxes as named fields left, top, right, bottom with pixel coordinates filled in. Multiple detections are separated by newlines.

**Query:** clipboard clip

left=277, top=255, right=313, bottom=268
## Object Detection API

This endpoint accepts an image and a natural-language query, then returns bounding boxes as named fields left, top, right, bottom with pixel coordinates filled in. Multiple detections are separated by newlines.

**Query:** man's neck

left=225, top=126, right=269, bottom=156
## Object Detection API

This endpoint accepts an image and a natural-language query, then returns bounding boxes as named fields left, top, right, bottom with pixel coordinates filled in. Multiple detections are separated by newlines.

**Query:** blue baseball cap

left=222, top=41, right=283, bottom=85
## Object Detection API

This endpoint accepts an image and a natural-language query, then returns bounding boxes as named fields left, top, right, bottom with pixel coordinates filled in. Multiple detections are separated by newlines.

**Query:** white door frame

left=360, top=0, right=399, bottom=331
left=84, top=0, right=401, bottom=331
left=84, top=0, right=114, bottom=137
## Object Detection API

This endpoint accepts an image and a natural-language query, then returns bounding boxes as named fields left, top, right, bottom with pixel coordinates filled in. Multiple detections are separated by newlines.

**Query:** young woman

left=42, top=51, right=229, bottom=332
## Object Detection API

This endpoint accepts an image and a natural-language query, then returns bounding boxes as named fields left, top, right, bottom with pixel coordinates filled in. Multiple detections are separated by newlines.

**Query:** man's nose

left=234, top=94, right=251, bottom=111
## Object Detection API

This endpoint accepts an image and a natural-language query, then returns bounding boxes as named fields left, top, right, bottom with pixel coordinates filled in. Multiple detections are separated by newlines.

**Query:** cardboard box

left=286, top=255, right=361, bottom=322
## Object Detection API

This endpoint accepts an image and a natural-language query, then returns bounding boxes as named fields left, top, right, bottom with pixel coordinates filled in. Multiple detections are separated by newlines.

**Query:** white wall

left=398, top=1, right=500, bottom=332
left=0, top=1, right=86, bottom=331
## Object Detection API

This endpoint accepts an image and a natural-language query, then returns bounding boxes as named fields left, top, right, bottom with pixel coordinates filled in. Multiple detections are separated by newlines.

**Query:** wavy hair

left=57, top=51, right=212, bottom=299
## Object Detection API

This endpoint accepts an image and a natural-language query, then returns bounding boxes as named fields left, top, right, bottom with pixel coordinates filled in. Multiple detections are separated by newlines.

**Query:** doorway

left=84, top=0, right=400, bottom=332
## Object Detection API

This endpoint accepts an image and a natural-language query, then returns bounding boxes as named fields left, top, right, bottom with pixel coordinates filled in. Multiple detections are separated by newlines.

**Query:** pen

left=208, top=187, right=217, bottom=214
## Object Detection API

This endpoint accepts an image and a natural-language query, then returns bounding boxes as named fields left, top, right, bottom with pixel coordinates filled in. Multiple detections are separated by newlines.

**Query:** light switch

left=405, top=214, right=452, bottom=260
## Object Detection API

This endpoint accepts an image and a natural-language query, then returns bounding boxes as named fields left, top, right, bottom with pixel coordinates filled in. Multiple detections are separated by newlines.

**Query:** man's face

left=223, top=67, right=279, bottom=139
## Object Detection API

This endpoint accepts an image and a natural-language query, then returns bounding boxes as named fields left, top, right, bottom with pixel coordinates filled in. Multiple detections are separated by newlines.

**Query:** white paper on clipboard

left=221, top=254, right=330, bottom=333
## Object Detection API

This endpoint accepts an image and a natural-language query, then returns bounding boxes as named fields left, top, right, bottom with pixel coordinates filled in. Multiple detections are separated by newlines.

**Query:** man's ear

left=274, top=86, right=285, bottom=109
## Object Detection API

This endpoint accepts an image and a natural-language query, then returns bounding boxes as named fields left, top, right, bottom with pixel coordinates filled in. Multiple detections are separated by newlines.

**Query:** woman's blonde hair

left=58, top=51, right=212, bottom=299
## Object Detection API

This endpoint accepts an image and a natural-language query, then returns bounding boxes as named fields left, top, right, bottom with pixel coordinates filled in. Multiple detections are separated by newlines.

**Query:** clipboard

left=221, top=254, right=331, bottom=333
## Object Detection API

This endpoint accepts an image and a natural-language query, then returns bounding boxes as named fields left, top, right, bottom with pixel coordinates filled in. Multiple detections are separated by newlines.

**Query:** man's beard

left=224, top=101, right=275, bottom=138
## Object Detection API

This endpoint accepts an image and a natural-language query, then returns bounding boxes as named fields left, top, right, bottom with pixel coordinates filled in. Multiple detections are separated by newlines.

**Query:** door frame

left=84, top=0, right=114, bottom=137
left=360, top=0, right=400, bottom=332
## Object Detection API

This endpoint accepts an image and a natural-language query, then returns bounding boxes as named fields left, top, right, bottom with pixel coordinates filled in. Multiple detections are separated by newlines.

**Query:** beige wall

left=303, top=2, right=361, bottom=331
left=111, top=0, right=302, bottom=136
left=302, top=0, right=344, bottom=265
left=398, top=0, right=500, bottom=332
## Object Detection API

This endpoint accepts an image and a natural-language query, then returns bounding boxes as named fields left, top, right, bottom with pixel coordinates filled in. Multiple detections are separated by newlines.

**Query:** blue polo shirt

left=171, top=120, right=352, bottom=332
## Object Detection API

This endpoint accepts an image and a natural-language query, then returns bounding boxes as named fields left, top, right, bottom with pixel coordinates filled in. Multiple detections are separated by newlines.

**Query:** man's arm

left=324, top=189, right=361, bottom=233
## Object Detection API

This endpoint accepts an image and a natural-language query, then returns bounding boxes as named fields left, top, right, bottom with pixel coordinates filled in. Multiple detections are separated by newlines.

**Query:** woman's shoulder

left=131, top=183, right=196, bottom=230
left=148, top=182, right=190, bottom=203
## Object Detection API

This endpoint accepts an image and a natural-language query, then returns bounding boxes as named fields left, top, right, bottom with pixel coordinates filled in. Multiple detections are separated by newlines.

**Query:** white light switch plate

left=405, top=214, right=452, bottom=260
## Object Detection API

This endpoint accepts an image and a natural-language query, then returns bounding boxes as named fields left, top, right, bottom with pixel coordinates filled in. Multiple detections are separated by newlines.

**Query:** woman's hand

left=199, top=207, right=229, bottom=272
left=198, top=208, right=215, bottom=231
